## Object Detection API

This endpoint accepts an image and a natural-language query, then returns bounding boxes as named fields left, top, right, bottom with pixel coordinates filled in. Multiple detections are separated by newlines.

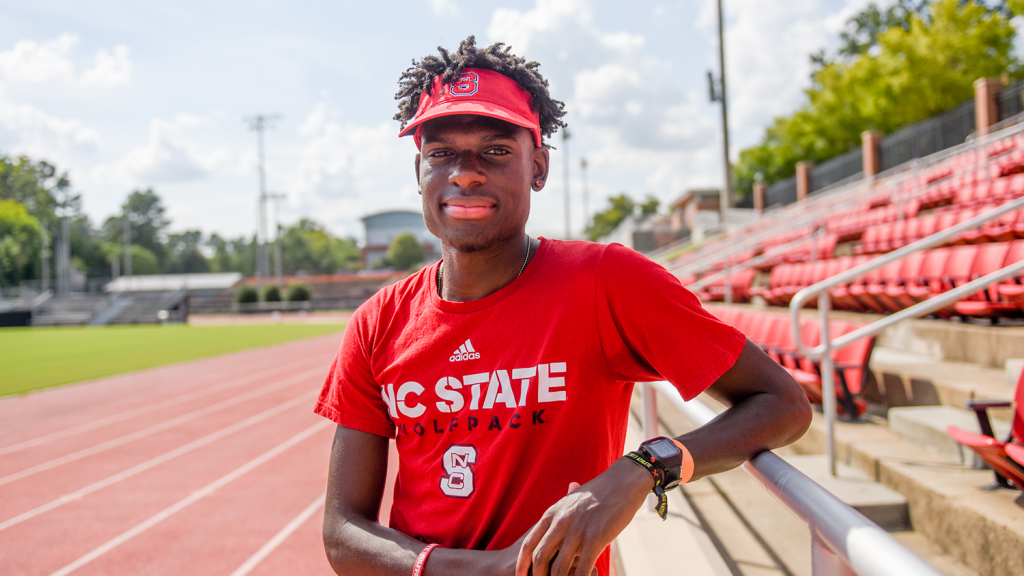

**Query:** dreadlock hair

left=394, top=36, right=567, bottom=144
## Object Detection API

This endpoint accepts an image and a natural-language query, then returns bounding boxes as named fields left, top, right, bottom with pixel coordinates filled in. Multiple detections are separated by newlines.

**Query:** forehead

left=419, top=115, right=529, bottom=144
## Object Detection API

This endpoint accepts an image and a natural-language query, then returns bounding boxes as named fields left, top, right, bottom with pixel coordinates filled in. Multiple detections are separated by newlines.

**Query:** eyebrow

left=422, top=127, right=520, bottom=145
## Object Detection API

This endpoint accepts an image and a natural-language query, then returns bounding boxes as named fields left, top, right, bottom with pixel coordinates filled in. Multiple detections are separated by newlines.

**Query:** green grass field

left=0, top=323, right=346, bottom=397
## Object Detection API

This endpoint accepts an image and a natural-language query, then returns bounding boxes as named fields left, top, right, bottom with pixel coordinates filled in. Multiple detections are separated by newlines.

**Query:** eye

left=486, top=147, right=511, bottom=156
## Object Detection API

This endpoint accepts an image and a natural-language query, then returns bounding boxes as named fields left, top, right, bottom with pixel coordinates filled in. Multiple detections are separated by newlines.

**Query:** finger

left=573, top=542, right=602, bottom=576
left=567, top=481, right=581, bottom=493
left=531, top=523, right=569, bottom=576
left=516, top=516, right=552, bottom=576
left=549, top=532, right=584, bottom=576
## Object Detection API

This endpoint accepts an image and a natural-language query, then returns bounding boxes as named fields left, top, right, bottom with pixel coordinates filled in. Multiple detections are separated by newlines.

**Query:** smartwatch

left=624, top=436, right=693, bottom=520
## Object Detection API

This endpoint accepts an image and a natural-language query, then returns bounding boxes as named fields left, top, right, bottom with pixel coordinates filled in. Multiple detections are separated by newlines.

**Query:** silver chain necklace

left=437, top=236, right=531, bottom=299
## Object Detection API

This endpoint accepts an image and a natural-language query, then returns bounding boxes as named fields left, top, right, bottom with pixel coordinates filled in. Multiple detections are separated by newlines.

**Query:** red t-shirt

left=315, top=239, right=745, bottom=572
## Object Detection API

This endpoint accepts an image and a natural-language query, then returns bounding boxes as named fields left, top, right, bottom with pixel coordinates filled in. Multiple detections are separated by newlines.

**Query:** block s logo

left=450, top=72, right=479, bottom=96
left=439, top=444, right=477, bottom=498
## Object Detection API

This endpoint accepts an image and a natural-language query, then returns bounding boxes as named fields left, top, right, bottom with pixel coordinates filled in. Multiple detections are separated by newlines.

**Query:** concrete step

left=781, top=454, right=910, bottom=532
left=792, top=411, right=1024, bottom=576
left=888, top=405, right=1013, bottom=466
left=868, top=348, right=1017, bottom=419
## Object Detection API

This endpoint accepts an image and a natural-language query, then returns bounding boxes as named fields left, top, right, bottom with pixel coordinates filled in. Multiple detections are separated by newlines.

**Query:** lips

left=442, top=196, right=497, bottom=219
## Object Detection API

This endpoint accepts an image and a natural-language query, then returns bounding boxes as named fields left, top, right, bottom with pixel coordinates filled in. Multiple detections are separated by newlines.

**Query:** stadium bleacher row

left=689, top=131, right=1024, bottom=322
left=705, top=306, right=873, bottom=418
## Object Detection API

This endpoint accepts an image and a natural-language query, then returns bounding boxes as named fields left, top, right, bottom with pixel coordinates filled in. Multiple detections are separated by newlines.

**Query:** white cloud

left=285, top=101, right=418, bottom=236
left=0, top=34, right=132, bottom=87
left=82, top=45, right=131, bottom=86
left=93, top=116, right=228, bottom=185
left=0, top=34, right=78, bottom=84
left=428, top=0, right=459, bottom=17
left=0, top=86, right=101, bottom=155
left=487, top=0, right=721, bottom=234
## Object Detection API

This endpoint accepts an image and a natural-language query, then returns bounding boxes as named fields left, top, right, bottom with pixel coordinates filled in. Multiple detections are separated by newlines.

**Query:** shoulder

left=353, top=265, right=435, bottom=324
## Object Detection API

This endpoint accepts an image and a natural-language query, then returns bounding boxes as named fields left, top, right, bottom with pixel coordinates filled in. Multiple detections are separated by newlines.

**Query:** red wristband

left=412, top=543, right=441, bottom=576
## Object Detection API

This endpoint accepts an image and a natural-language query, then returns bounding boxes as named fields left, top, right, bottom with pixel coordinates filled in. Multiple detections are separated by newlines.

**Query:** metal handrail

left=686, top=231, right=821, bottom=292
left=789, top=193, right=1024, bottom=475
left=645, top=381, right=944, bottom=576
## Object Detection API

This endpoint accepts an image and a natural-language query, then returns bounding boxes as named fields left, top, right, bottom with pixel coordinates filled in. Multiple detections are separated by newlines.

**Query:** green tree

left=207, top=234, right=256, bottom=276
left=279, top=218, right=360, bottom=274
left=735, top=0, right=1020, bottom=198
left=586, top=195, right=635, bottom=241
left=0, top=156, right=73, bottom=227
left=0, top=200, right=42, bottom=286
left=102, top=188, right=171, bottom=268
left=166, top=230, right=210, bottom=274
left=385, top=233, right=425, bottom=270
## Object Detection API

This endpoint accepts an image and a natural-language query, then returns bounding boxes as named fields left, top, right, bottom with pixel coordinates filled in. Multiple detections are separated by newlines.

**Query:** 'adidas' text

left=450, top=339, right=480, bottom=362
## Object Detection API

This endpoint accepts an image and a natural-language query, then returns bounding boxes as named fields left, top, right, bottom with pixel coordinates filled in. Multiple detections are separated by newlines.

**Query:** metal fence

left=810, top=147, right=863, bottom=193
left=764, top=175, right=797, bottom=208
left=998, top=80, right=1024, bottom=121
left=879, top=99, right=976, bottom=171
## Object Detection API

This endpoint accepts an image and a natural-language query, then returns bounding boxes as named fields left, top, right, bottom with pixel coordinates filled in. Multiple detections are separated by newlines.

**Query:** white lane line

left=0, top=357, right=314, bottom=456
left=48, top=421, right=331, bottom=576
left=0, top=391, right=318, bottom=532
left=229, top=493, right=327, bottom=576
left=0, top=369, right=322, bottom=487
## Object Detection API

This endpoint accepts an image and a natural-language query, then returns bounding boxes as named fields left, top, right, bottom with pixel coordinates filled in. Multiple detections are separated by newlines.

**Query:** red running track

left=0, top=332, right=397, bottom=576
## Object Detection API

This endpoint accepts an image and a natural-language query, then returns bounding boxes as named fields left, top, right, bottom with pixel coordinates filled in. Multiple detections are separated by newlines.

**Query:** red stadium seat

left=863, top=258, right=905, bottom=313
left=793, top=321, right=873, bottom=418
left=879, top=250, right=928, bottom=313
left=953, top=242, right=1017, bottom=318
left=947, top=368, right=1024, bottom=489
left=891, top=248, right=952, bottom=310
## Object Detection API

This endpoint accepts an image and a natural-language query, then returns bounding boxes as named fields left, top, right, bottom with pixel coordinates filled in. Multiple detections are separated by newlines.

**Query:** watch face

left=646, top=439, right=682, bottom=461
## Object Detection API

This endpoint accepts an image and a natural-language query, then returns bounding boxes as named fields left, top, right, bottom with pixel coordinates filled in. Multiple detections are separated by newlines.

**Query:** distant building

left=361, top=210, right=441, bottom=268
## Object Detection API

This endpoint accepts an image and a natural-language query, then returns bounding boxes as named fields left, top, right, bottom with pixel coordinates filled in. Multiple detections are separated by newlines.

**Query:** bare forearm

left=324, top=512, right=513, bottom=576
left=682, top=370, right=811, bottom=479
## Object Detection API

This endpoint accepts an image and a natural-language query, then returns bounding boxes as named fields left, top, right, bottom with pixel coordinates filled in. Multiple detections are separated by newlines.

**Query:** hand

left=514, top=459, right=653, bottom=576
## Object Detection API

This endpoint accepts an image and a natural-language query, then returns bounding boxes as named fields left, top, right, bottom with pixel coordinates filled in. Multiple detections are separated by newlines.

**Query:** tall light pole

left=122, top=206, right=133, bottom=278
left=267, top=192, right=287, bottom=287
left=243, top=114, right=279, bottom=281
left=708, top=0, right=733, bottom=232
left=562, top=127, right=571, bottom=240
left=580, top=158, right=590, bottom=239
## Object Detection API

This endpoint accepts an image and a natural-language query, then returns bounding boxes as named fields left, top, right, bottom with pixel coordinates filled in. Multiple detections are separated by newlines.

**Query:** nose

left=448, top=152, right=486, bottom=189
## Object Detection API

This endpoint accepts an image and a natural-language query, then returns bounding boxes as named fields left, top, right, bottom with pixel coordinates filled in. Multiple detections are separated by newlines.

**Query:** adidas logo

left=449, top=339, right=481, bottom=362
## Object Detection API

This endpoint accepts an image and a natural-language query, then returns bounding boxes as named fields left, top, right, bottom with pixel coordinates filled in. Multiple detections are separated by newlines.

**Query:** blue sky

left=0, top=0, right=874, bottom=242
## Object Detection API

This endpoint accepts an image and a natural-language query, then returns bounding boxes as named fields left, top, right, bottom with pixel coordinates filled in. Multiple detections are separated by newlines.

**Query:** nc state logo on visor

left=449, top=72, right=480, bottom=96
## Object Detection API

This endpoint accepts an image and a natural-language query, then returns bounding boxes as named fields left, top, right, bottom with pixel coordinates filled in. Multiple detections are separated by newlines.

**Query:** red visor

left=399, top=68, right=542, bottom=148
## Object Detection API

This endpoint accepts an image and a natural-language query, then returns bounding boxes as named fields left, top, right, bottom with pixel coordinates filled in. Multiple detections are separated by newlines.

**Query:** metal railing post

left=812, top=531, right=856, bottom=576
left=818, top=292, right=837, bottom=476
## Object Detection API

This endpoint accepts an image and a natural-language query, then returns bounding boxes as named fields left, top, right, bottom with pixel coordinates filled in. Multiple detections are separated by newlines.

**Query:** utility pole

left=243, top=114, right=280, bottom=281
left=708, top=0, right=733, bottom=232
left=580, top=158, right=590, bottom=239
left=267, top=192, right=287, bottom=287
left=123, top=207, right=133, bottom=278
left=40, top=227, right=50, bottom=293
left=562, top=127, right=571, bottom=240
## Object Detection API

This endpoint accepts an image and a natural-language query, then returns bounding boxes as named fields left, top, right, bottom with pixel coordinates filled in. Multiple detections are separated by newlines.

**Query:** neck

left=438, top=234, right=534, bottom=302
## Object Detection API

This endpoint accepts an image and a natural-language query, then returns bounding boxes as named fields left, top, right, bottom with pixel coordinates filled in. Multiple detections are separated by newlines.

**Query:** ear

left=531, top=146, right=550, bottom=191
left=414, top=153, right=422, bottom=194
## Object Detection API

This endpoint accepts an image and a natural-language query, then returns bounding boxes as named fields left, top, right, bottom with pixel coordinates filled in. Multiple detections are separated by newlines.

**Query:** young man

left=316, top=37, right=811, bottom=576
